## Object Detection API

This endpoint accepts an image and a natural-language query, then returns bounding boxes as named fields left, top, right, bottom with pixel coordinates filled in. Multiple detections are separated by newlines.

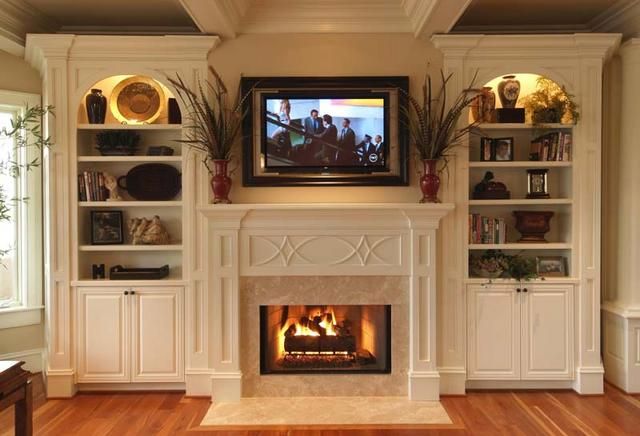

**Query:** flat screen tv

left=241, top=76, right=409, bottom=186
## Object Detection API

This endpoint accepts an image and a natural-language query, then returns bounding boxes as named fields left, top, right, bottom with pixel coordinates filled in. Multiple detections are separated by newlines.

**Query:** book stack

left=529, top=132, right=572, bottom=161
left=469, top=214, right=507, bottom=244
left=78, top=171, right=109, bottom=201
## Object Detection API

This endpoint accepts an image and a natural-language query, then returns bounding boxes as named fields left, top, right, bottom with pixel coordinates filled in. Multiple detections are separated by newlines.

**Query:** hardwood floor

left=1, top=375, right=639, bottom=435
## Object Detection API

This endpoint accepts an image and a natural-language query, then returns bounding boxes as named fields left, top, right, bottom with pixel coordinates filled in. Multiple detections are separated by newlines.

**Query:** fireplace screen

left=260, top=305, right=391, bottom=374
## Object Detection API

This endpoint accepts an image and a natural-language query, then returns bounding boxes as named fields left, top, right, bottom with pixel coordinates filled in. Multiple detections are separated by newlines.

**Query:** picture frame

left=536, top=256, right=567, bottom=277
left=90, top=210, right=124, bottom=245
left=493, top=137, right=514, bottom=161
left=240, top=76, right=409, bottom=187
left=480, top=137, right=494, bottom=161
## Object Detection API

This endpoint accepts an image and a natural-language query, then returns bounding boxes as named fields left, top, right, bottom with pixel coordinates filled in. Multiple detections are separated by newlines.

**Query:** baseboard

left=185, top=370, right=213, bottom=396
left=438, top=367, right=466, bottom=395
left=408, top=371, right=440, bottom=401
left=77, top=382, right=186, bottom=392
left=0, top=348, right=43, bottom=372
left=211, top=372, right=242, bottom=402
left=466, top=380, right=574, bottom=390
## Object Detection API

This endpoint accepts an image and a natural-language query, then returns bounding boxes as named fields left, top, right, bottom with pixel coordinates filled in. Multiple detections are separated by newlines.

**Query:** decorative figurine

left=104, top=172, right=123, bottom=201
left=472, top=171, right=511, bottom=200
left=129, top=215, right=170, bottom=245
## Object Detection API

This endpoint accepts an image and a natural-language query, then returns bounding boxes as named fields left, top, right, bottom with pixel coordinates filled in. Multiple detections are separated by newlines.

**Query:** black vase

left=86, top=88, right=106, bottom=124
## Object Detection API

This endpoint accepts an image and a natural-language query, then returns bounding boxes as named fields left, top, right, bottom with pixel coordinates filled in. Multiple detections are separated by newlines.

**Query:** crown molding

left=0, top=0, right=57, bottom=56
left=404, top=0, right=471, bottom=38
left=590, top=0, right=640, bottom=37
left=25, top=34, right=220, bottom=74
left=432, top=33, right=622, bottom=61
left=179, top=0, right=251, bottom=38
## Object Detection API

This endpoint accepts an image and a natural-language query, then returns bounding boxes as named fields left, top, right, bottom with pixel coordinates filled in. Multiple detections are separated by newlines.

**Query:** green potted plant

left=506, top=254, right=538, bottom=282
left=521, top=77, right=579, bottom=124
left=401, top=70, right=479, bottom=203
left=0, top=105, right=53, bottom=261
left=167, top=67, right=252, bottom=204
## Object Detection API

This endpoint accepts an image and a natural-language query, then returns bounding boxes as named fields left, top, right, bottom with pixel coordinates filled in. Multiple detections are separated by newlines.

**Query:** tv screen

left=262, top=95, right=388, bottom=172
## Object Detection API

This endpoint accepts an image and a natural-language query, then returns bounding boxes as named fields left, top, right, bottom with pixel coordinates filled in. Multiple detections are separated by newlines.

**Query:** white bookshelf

left=78, top=244, right=183, bottom=252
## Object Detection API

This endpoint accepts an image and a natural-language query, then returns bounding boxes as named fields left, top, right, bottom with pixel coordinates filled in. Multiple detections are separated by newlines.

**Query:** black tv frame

left=241, top=76, right=409, bottom=187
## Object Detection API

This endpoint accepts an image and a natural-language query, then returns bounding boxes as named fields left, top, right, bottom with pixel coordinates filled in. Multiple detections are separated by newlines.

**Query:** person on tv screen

left=336, top=118, right=356, bottom=164
left=303, top=109, right=324, bottom=136
left=270, top=99, right=292, bottom=146
left=355, top=134, right=373, bottom=163
left=313, top=114, right=338, bottom=164
left=368, top=134, right=385, bottom=165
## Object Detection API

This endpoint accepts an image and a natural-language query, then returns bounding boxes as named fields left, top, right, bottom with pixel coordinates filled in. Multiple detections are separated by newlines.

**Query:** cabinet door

left=467, top=285, right=521, bottom=380
left=521, top=285, right=574, bottom=379
left=131, top=287, right=184, bottom=382
left=76, top=287, right=129, bottom=383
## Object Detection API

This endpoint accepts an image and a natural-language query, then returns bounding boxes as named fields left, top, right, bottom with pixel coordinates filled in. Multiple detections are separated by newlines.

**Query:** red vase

left=419, top=159, right=441, bottom=203
left=210, top=159, right=232, bottom=204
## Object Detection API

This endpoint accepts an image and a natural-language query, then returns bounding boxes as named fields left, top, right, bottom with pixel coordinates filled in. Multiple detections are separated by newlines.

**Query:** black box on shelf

left=496, top=108, right=525, bottom=123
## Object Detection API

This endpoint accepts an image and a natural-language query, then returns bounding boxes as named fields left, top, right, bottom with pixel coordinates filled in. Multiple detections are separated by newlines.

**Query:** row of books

left=78, top=171, right=109, bottom=202
left=469, top=214, right=507, bottom=244
left=529, top=132, right=572, bottom=161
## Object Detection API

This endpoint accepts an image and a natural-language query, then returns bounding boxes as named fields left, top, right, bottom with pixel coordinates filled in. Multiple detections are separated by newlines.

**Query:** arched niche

left=469, top=73, right=576, bottom=124
left=76, top=74, right=179, bottom=125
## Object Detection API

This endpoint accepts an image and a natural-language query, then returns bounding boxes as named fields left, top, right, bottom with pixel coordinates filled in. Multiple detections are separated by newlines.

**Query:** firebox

left=260, top=304, right=391, bottom=374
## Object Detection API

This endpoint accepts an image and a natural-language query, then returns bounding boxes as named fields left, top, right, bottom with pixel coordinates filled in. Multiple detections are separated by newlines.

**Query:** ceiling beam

left=178, top=0, right=251, bottom=39
left=0, top=0, right=57, bottom=56
left=403, top=0, right=472, bottom=38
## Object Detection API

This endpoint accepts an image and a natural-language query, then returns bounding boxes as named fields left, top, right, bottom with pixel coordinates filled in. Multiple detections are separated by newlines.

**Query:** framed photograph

left=90, top=211, right=124, bottom=245
left=536, top=256, right=567, bottom=277
left=240, top=76, right=409, bottom=186
left=493, top=137, right=514, bottom=161
left=480, top=137, right=494, bottom=161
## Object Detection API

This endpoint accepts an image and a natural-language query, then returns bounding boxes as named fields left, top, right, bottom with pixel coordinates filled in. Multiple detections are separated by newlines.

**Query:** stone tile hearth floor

left=200, top=396, right=452, bottom=428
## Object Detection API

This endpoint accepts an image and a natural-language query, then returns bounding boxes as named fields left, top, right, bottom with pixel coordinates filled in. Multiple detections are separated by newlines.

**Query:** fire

left=277, top=306, right=339, bottom=356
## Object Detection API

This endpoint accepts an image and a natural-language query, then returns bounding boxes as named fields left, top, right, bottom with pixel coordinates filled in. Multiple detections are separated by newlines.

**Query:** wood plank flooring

left=1, top=375, right=639, bottom=435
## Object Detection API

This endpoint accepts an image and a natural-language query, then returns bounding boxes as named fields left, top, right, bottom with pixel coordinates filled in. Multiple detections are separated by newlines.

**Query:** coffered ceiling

left=0, top=0, right=637, bottom=57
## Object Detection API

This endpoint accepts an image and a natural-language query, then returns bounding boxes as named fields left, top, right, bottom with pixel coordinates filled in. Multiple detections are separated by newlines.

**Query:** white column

left=26, top=35, right=76, bottom=398
left=203, top=209, right=247, bottom=402
left=406, top=212, right=447, bottom=400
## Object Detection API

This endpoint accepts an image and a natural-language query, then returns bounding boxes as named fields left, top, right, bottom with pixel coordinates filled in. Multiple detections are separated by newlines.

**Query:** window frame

left=0, top=90, right=43, bottom=329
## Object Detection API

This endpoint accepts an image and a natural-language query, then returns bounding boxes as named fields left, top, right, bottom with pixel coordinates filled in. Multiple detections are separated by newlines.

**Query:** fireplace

left=260, top=304, right=391, bottom=374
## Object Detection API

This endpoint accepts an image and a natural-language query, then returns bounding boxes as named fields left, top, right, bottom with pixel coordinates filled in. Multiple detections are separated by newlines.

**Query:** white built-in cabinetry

left=25, top=34, right=217, bottom=397
left=76, top=286, right=184, bottom=383
left=433, top=34, right=621, bottom=395
left=467, top=284, right=573, bottom=381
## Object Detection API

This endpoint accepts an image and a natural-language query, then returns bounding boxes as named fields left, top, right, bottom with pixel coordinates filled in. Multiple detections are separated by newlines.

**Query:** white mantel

left=197, top=203, right=454, bottom=402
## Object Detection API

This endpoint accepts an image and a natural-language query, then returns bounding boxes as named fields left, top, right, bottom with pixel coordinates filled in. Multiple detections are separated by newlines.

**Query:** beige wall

left=0, top=49, right=44, bottom=356
left=210, top=33, right=443, bottom=203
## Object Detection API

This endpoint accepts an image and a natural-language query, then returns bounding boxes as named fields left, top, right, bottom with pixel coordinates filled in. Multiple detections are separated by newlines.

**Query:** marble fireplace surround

left=199, top=203, right=454, bottom=402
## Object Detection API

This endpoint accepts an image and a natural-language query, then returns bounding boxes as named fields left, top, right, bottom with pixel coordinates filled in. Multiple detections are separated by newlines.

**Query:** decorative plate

left=117, top=163, right=181, bottom=201
left=110, top=76, right=165, bottom=124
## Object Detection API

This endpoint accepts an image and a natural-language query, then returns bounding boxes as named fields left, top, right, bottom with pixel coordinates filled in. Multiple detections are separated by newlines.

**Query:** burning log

left=284, top=335, right=356, bottom=354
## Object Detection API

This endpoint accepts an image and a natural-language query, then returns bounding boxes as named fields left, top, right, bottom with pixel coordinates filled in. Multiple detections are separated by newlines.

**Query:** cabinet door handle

left=523, top=288, right=528, bottom=293
left=124, top=290, right=129, bottom=295
left=130, top=290, right=136, bottom=295
left=516, top=288, right=521, bottom=293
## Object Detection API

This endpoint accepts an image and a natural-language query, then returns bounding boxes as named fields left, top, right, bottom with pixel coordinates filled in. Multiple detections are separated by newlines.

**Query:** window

left=0, top=91, right=43, bottom=329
